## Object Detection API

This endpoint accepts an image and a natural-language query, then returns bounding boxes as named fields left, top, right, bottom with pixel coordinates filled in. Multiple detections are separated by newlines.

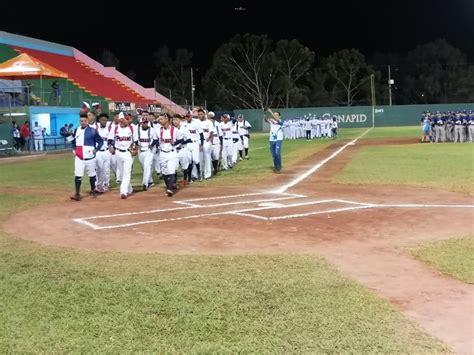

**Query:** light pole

left=190, top=67, right=195, bottom=109
left=388, top=65, right=395, bottom=106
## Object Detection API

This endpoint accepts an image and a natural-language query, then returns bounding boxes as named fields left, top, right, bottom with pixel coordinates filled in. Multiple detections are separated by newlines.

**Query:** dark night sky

left=2, top=0, right=473, bottom=87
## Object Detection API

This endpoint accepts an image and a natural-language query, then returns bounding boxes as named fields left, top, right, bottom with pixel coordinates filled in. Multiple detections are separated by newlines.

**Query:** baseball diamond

left=2, top=128, right=473, bottom=353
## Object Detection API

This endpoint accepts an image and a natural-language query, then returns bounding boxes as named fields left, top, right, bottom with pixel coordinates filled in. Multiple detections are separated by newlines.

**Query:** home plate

left=258, top=202, right=284, bottom=207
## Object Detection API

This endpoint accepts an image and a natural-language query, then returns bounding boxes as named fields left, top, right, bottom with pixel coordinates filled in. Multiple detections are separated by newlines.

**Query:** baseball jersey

left=108, top=124, right=138, bottom=151
left=220, top=121, right=233, bottom=140
left=158, top=125, right=183, bottom=152
left=211, top=121, right=222, bottom=144
left=32, top=126, right=43, bottom=139
left=185, top=118, right=203, bottom=142
left=200, top=119, right=214, bottom=141
left=137, top=126, right=158, bottom=150
left=95, top=122, right=112, bottom=150
left=237, top=120, right=252, bottom=135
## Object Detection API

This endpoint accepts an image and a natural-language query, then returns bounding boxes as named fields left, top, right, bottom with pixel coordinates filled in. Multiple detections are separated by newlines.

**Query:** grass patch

left=336, top=144, right=474, bottom=194
left=0, top=229, right=447, bottom=353
left=364, top=126, right=421, bottom=139
left=408, top=237, right=474, bottom=284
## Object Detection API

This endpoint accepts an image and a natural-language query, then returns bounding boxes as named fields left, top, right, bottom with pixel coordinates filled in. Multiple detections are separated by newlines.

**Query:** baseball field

left=0, top=126, right=473, bottom=353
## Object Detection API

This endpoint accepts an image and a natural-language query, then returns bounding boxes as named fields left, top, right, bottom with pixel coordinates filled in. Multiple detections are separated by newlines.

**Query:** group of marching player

left=283, top=117, right=338, bottom=140
left=69, top=108, right=252, bottom=200
left=420, top=110, right=474, bottom=143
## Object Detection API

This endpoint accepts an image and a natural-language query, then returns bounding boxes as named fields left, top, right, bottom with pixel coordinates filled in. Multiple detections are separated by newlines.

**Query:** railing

left=0, top=85, right=108, bottom=109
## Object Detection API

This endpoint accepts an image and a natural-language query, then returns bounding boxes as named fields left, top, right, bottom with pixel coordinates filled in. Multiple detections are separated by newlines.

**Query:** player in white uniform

left=157, top=113, right=183, bottom=196
left=108, top=113, right=122, bottom=183
left=70, top=113, right=103, bottom=201
left=185, top=112, right=204, bottom=182
left=237, top=114, right=252, bottom=160
left=172, top=114, right=192, bottom=186
left=197, top=108, right=214, bottom=180
left=231, top=119, right=241, bottom=166
left=32, top=121, right=44, bottom=151
left=94, top=113, right=112, bottom=193
left=137, top=116, right=158, bottom=191
left=107, top=112, right=138, bottom=199
left=149, top=112, right=162, bottom=177
left=208, top=112, right=222, bottom=176
left=219, top=114, right=234, bottom=170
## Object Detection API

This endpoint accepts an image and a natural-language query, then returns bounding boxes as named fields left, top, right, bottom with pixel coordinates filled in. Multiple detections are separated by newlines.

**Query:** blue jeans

left=269, top=140, right=282, bottom=170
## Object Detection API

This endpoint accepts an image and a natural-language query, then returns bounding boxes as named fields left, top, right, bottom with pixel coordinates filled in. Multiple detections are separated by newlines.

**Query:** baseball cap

left=237, top=114, right=243, bottom=118
left=208, top=111, right=215, bottom=118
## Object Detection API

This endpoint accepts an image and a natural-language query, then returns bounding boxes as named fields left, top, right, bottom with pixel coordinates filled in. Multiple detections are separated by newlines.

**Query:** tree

left=100, top=49, right=120, bottom=68
left=203, top=34, right=279, bottom=110
left=153, top=46, right=193, bottom=105
left=326, top=49, right=372, bottom=106
left=274, top=39, right=315, bottom=107
left=405, top=39, right=469, bottom=103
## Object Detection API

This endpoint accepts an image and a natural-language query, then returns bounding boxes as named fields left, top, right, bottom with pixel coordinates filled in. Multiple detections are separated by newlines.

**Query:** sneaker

left=147, top=182, right=155, bottom=189
left=70, top=193, right=81, bottom=201
left=116, top=180, right=121, bottom=184
left=166, top=189, right=174, bottom=197
left=89, top=191, right=98, bottom=199
left=121, top=194, right=127, bottom=199
left=239, top=157, right=243, bottom=161
left=245, top=156, right=249, bottom=160
left=143, top=184, right=148, bottom=191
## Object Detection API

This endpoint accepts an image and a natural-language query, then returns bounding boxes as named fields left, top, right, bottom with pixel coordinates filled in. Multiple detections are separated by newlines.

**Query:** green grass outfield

left=0, top=193, right=446, bottom=353
left=0, top=128, right=365, bottom=191
left=0, top=126, right=453, bottom=352
left=335, top=143, right=474, bottom=195
left=408, top=237, right=474, bottom=284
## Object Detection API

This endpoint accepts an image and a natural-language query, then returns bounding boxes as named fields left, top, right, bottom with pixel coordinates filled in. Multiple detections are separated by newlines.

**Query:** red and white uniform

left=158, top=125, right=182, bottom=175
left=108, top=125, right=137, bottom=196
left=137, top=125, right=157, bottom=187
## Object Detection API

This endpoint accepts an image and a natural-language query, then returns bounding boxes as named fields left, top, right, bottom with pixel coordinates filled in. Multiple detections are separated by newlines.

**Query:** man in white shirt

left=264, top=109, right=283, bottom=173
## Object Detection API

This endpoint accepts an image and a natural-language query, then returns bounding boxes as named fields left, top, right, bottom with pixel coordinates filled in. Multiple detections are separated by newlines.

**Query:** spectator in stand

left=51, top=80, right=61, bottom=105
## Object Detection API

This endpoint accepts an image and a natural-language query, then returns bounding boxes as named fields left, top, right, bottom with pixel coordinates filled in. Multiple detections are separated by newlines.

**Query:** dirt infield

left=3, top=136, right=474, bottom=353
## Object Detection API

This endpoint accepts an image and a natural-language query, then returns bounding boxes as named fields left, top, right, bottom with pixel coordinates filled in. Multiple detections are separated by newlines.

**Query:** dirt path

left=2, top=136, right=473, bottom=353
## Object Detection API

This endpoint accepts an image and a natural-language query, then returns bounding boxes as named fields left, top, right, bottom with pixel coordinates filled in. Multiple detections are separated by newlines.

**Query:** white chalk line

left=273, top=128, right=372, bottom=193
left=74, top=198, right=474, bottom=230
left=0, top=153, right=47, bottom=161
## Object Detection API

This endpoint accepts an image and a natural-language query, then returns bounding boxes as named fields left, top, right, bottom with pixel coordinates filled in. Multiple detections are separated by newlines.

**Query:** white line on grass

left=0, top=153, right=47, bottom=161
left=273, top=128, right=372, bottom=193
